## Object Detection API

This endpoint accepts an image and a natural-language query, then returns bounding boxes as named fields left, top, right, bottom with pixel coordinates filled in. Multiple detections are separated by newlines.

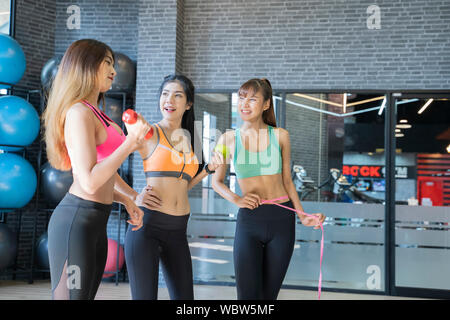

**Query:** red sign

left=342, top=165, right=414, bottom=179
left=342, top=165, right=382, bottom=178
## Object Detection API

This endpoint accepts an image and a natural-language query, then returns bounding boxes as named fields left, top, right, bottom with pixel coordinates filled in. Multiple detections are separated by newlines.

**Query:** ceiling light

left=343, top=93, right=347, bottom=113
left=447, top=144, right=450, bottom=153
left=399, top=119, right=408, bottom=123
left=395, top=129, right=401, bottom=133
left=396, top=124, right=412, bottom=129
left=378, top=98, right=386, bottom=115
left=395, top=133, right=404, bottom=138
left=418, top=99, right=433, bottom=114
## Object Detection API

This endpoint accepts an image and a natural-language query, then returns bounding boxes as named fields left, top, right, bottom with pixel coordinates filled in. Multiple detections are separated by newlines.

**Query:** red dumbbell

left=122, top=109, right=153, bottom=139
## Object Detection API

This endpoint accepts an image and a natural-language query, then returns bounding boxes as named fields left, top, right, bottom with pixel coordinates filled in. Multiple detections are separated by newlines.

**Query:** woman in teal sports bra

left=212, top=78, right=326, bottom=300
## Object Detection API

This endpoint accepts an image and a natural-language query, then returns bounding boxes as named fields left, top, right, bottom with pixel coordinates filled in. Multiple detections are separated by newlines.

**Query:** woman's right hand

left=234, top=193, right=261, bottom=209
left=135, top=185, right=162, bottom=210
left=124, top=113, right=151, bottom=149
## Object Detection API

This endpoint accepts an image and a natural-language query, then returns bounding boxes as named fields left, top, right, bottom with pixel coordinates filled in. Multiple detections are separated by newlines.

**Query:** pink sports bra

left=81, top=100, right=126, bottom=163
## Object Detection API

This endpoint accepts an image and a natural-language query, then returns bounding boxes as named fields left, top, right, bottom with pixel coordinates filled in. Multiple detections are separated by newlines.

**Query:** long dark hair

left=238, top=78, right=277, bottom=127
left=158, top=74, right=205, bottom=175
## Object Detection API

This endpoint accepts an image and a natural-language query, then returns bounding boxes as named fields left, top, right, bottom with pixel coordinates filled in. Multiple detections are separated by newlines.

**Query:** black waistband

left=237, top=200, right=294, bottom=220
left=144, top=171, right=192, bottom=182
left=58, top=192, right=113, bottom=212
left=140, top=206, right=190, bottom=230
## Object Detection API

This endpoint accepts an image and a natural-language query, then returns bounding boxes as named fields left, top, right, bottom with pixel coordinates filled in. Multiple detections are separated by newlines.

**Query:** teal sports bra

left=233, top=125, right=282, bottom=179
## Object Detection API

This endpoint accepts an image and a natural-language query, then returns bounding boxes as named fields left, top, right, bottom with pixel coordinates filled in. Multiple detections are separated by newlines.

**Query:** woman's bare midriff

left=145, top=177, right=191, bottom=215
left=238, top=173, right=289, bottom=203
left=68, top=174, right=116, bottom=205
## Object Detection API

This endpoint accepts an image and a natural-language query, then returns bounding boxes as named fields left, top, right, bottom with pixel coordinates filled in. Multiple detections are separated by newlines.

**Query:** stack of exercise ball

left=0, top=34, right=38, bottom=210
left=0, top=34, right=37, bottom=272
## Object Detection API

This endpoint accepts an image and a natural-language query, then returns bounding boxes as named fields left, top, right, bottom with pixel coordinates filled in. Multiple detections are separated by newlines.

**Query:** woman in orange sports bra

left=124, top=74, right=223, bottom=300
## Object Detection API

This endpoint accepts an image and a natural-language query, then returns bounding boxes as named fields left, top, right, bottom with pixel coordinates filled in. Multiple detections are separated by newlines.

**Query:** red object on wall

left=417, top=177, right=444, bottom=206
left=417, top=154, right=450, bottom=206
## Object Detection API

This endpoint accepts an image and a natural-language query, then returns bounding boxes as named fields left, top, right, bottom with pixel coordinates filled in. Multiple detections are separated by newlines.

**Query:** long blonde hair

left=42, top=39, right=114, bottom=170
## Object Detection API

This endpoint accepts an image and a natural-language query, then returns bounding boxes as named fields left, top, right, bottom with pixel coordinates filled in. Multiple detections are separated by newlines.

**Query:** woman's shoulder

left=273, top=126, right=289, bottom=137
left=220, top=128, right=236, bottom=144
left=65, top=102, right=96, bottom=125
left=272, top=127, right=289, bottom=146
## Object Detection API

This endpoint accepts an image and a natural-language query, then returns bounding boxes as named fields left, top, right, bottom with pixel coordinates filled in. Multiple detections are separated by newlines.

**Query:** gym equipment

left=40, top=162, right=73, bottom=208
left=122, top=109, right=153, bottom=139
left=0, top=34, right=26, bottom=89
left=0, top=95, right=40, bottom=151
left=292, top=164, right=384, bottom=204
left=0, top=223, right=17, bottom=270
left=0, top=152, right=37, bottom=209
left=103, top=238, right=125, bottom=278
left=111, top=53, right=136, bottom=93
left=40, top=55, right=62, bottom=91
left=292, top=165, right=317, bottom=200
left=35, top=232, right=49, bottom=270
left=102, top=96, right=123, bottom=127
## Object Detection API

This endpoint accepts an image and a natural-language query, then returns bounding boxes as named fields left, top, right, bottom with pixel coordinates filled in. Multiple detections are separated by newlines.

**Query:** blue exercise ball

left=0, top=223, right=17, bottom=270
left=0, top=34, right=26, bottom=89
left=0, top=152, right=37, bottom=209
left=0, top=95, right=40, bottom=152
left=35, top=232, right=49, bottom=269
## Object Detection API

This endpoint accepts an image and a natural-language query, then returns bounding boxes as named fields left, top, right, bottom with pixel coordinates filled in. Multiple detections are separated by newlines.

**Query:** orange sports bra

left=143, top=124, right=199, bottom=182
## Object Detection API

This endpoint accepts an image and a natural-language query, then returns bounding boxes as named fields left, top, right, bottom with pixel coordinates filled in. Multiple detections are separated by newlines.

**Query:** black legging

left=124, top=207, right=193, bottom=300
left=47, top=193, right=112, bottom=300
left=234, top=200, right=296, bottom=300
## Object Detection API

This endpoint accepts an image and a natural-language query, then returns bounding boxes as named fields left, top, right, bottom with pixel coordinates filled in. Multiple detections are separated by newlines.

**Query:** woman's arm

left=211, top=132, right=240, bottom=204
left=113, top=188, right=144, bottom=231
left=279, top=128, right=325, bottom=229
left=187, top=151, right=224, bottom=191
left=279, top=128, right=305, bottom=215
left=187, top=168, right=208, bottom=191
left=211, top=132, right=259, bottom=209
left=114, top=172, right=138, bottom=201
left=65, top=104, right=149, bottom=195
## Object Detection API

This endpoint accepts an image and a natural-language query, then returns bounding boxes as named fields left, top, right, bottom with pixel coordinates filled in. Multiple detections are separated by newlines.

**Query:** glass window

left=285, top=92, right=386, bottom=292
left=188, top=91, right=388, bottom=292
left=394, top=95, right=450, bottom=291
left=0, top=0, right=11, bottom=35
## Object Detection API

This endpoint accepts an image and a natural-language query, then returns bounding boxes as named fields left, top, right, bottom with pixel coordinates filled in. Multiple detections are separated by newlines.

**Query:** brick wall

left=183, top=0, right=450, bottom=90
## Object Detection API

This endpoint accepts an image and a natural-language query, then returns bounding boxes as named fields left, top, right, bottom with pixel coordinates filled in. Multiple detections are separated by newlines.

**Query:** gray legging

left=234, top=201, right=296, bottom=300
left=47, top=193, right=112, bottom=300
left=124, top=208, right=193, bottom=300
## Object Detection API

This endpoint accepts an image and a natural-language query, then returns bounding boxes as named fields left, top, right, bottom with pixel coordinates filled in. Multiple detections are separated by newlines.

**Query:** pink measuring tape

left=260, top=195, right=324, bottom=300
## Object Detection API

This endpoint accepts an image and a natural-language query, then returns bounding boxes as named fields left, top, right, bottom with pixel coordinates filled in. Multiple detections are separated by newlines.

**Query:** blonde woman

left=42, top=39, right=151, bottom=300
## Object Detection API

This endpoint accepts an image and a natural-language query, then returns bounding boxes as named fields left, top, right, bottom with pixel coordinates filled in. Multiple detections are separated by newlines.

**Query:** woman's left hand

left=124, top=199, right=144, bottom=231
left=300, top=213, right=326, bottom=230
left=208, top=151, right=224, bottom=172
